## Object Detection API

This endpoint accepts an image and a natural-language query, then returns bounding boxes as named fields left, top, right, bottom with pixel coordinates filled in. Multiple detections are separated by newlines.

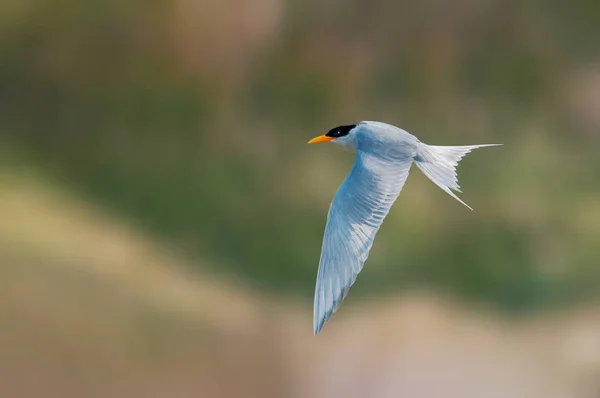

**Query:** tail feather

left=414, top=143, right=502, bottom=210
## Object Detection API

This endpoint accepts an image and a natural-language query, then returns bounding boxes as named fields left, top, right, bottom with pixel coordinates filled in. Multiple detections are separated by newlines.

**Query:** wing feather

left=313, top=151, right=413, bottom=334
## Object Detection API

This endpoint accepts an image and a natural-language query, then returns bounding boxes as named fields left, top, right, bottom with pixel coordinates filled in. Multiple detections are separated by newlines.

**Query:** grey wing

left=314, top=152, right=413, bottom=334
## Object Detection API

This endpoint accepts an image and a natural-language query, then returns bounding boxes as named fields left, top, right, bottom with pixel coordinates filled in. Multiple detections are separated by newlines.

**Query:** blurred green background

left=2, top=0, right=600, bottom=397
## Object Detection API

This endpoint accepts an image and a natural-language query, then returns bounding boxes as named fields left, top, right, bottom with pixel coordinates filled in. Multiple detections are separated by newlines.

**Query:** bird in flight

left=308, top=121, right=501, bottom=335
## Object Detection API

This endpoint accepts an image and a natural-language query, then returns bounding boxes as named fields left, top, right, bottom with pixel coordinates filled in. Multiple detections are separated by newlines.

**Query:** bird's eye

left=326, top=124, right=356, bottom=138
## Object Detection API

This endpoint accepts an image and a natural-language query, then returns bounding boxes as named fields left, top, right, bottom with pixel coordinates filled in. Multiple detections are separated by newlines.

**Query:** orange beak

left=307, top=135, right=334, bottom=144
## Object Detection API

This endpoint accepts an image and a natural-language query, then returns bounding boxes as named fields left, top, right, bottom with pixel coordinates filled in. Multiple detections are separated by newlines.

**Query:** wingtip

left=314, top=314, right=327, bottom=335
left=313, top=322, right=322, bottom=336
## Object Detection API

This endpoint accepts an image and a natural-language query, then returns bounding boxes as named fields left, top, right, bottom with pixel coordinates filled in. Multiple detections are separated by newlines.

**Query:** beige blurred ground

left=2, top=168, right=600, bottom=398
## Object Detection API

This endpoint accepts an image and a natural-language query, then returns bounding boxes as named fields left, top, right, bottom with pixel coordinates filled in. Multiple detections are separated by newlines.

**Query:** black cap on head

left=326, top=124, right=356, bottom=138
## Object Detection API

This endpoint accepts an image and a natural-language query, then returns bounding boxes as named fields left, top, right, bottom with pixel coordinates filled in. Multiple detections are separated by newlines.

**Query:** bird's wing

left=314, top=151, right=413, bottom=334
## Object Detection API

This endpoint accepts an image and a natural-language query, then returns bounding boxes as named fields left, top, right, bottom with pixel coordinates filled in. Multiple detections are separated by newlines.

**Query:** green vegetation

left=2, top=0, right=600, bottom=312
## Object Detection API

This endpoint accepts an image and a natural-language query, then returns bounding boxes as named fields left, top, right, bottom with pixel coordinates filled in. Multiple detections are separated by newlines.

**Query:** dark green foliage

left=2, top=0, right=600, bottom=310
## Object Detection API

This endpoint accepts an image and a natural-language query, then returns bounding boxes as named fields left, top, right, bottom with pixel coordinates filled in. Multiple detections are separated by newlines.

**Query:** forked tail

left=414, top=143, right=502, bottom=210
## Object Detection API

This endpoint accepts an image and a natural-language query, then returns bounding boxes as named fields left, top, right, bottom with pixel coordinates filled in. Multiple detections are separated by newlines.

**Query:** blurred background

left=2, top=0, right=600, bottom=397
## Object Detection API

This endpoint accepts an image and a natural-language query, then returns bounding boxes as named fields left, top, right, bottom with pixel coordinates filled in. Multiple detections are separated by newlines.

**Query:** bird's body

left=308, top=121, right=500, bottom=335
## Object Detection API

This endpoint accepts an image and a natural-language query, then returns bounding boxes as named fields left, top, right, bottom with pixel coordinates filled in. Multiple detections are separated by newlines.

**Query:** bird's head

left=308, top=124, right=358, bottom=150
